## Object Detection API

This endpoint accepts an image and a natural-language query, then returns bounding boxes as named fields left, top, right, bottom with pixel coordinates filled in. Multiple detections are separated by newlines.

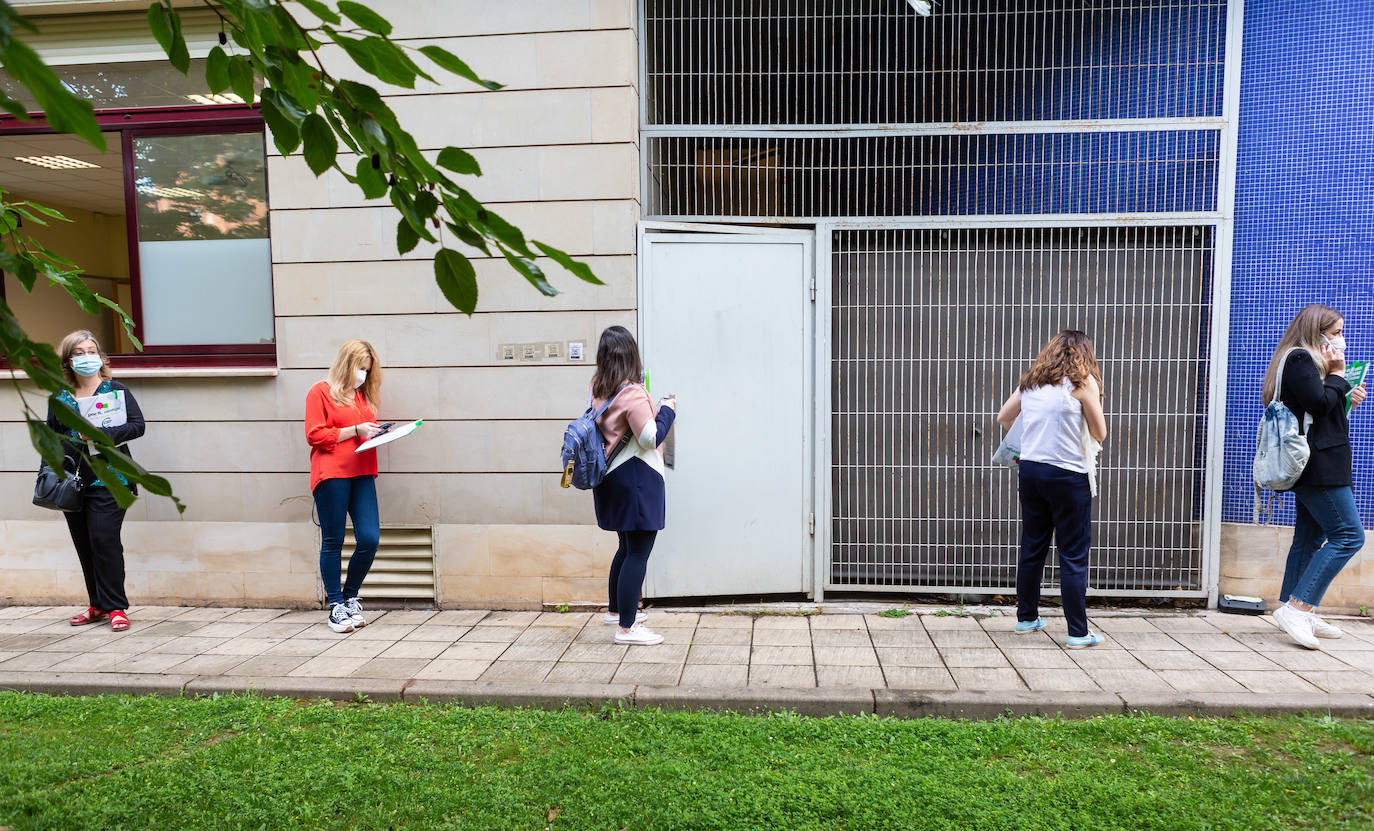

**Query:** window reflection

left=134, top=133, right=267, bottom=241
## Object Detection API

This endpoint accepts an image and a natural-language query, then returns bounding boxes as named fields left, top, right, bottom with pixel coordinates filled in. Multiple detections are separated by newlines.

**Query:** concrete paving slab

left=749, top=664, right=815, bottom=688
left=270, top=610, right=331, bottom=624
left=941, top=648, right=1010, bottom=668
left=637, top=685, right=872, bottom=717
left=1004, top=648, right=1078, bottom=670
left=401, top=625, right=470, bottom=643
left=187, top=675, right=407, bottom=701
left=751, top=645, right=813, bottom=666
left=928, top=629, right=996, bottom=648
left=479, top=660, right=555, bottom=683
left=193, top=622, right=261, bottom=639
left=883, top=666, right=957, bottom=690
left=225, top=655, right=312, bottom=676
left=353, top=658, right=433, bottom=680
left=950, top=667, right=1026, bottom=690
left=1090, top=617, right=1162, bottom=634
left=378, top=640, right=450, bottom=660
left=875, top=689, right=1124, bottom=719
left=622, top=644, right=690, bottom=664
left=876, top=647, right=944, bottom=667
left=811, top=629, right=873, bottom=647
left=692, top=627, right=752, bottom=645
left=863, top=613, right=926, bottom=630
left=1201, top=614, right=1279, bottom=633
left=376, top=610, right=438, bottom=625
left=501, top=643, right=573, bottom=662
left=135, top=620, right=212, bottom=637
left=403, top=680, right=633, bottom=709
left=987, top=631, right=1059, bottom=650
left=751, top=628, right=812, bottom=647
left=1225, top=670, right=1323, bottom=694
left=530, top=612, right=593, bottom=628
left=1082, top=668, right=1174, bottom=692
left=1317, top=635, right=1374, bottom=652
left=429, top=610, right=490, bottom=625
left=1298, top=671, right=1374, bottom=694
left=1330, top=651, right=1374, bottom=672
left=546, top=662, right=618, bottom=684
left=1171, top=633, right=1251, bottom=652
left=0, top=606, right=46, bottom=619
left=1131, top=650, right=1214, bottom=671
left=679, top=664, right=749, bottom=686
left=320, top=639, right=394, bottom=659
left=289, top=655, right=372, bottom=677
left=695, top=615, right=753, bottom=629
left=350, top=624, right=417, bottom=641
left=513, top=627, right=578, bottom=646
left=1069, top=648, right=1146, bottom=669
left=1204, top=650, right=1283, bottom=671
left=205, top=638, right=287, bottom=656
left=8, top=651, right=95, bottom=671
left=262, top=639, right=337, bottom=657
left=460, top=626, right=527, bottom=643
left=1153, top=669, right=1247, bottom=693
left=1150, top=617, right=1220, bottom=633
left=813, top=646, right=879, bottom=667
left=562, top=643, right=629, bottom=663
left=1255, top=650, right=1359, bottom=672
left=809, top=615, right=867, bottom=630
left=921, top=615, right=981, bottom=630
left=686, top=644, right=749, bottom=665
left=241, top=623, right=313, bottom=639
left=650, top=613, right=701, bottom=628
left=0, top=619, right=54, bottom=635
left=221, top=609, right=287, bottom=624
left=611, top=662, right=682, bottom=685
left=413, top=660, right=491, bottom=681
left=439, top=641, right=509, bottom=661
left=1018, top=668, right=1101, bottom=692
left=817, top=665, right=885, bottom=687
left=0, top=633, right=73, bottom=650
left=114, top=652, right=195, bottom=674
left=752, top=615, right=809, bottom=630
left=0, top=670, right=195, bottom=697
left=166, top=654, right=251, bottom=675
left=869, top=628, right=935, bottom=648
left=1107, top=632, right=1187, bottom=651
left=477, top=611, right=539, bottom=627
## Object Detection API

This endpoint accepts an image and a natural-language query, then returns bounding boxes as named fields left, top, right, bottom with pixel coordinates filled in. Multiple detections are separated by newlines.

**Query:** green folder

left=1344, top=361, right=1368, bottom=413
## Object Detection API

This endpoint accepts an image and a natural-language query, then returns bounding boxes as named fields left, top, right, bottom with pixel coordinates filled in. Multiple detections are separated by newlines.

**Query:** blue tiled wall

left=1223, top=2, right=1374, bottom=524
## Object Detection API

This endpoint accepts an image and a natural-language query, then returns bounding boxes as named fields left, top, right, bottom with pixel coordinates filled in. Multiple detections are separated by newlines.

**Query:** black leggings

left=607, top=530, right=657, bottom=628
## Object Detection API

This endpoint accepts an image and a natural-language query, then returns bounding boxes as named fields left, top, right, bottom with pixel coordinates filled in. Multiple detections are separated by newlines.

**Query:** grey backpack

left=1252, top=348, right=1313, bottom=519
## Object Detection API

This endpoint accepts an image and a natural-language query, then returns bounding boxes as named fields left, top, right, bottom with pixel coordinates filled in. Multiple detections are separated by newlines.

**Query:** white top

left=1019, top=379, right=1088, bottom=474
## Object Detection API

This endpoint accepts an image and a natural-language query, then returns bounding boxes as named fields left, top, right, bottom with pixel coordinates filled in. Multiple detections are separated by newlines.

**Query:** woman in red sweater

left=305, top=340, right=385, bottom=633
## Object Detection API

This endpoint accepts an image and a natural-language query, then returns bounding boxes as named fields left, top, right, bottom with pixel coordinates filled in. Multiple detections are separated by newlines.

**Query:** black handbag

left=33, top=456, right=85, bottom=512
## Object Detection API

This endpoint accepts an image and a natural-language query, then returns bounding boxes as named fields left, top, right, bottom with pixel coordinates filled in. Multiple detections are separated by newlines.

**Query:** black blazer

left=45, top=380, right=146, bottom=494
left=1278, top=350, right=1352, bottom=489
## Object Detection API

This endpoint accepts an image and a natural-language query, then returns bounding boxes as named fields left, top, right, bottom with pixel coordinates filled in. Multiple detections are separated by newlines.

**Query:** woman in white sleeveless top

left=997, top=330, right=1108, bottom=648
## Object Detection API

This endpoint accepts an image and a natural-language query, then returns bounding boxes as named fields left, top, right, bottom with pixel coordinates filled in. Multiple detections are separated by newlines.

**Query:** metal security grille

left=831, top=226, right=1213, bottom=593
left=640, top=0, right=1239, bottom=597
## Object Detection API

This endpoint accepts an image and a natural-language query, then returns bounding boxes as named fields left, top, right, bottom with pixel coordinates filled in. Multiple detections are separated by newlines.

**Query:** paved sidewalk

left=2, top=604, right=1373, bottom=718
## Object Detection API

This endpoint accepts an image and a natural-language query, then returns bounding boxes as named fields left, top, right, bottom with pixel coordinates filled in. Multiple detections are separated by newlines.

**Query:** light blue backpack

left=559, top=383, right=630, bottom=490
left=1253, top=348, right=1312, bottom=520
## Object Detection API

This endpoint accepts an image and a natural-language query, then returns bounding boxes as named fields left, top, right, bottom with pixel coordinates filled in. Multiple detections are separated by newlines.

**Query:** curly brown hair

left=1017, top=330, right=1102, bottom=393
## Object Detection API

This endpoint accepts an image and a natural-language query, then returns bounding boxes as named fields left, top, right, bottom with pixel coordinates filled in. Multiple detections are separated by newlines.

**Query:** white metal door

left=637, top=225, right=814, bottom=597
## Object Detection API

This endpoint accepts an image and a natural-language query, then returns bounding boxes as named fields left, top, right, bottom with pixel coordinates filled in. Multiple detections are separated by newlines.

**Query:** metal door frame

left=637, top=221, right=818, bottom=597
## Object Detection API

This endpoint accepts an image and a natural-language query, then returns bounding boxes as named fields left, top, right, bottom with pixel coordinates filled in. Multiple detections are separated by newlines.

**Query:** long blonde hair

left=1261, top=304, right=1341, bottom=404
left=327, top=339, right=381, bottom=408
left=1018, top=330, right=1102, bottom=393
left=58, top=329, right=112, bottom=387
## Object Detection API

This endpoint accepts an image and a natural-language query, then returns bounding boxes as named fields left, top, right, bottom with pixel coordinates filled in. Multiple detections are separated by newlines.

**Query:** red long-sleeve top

left=305, top=380, right=378, bottom=492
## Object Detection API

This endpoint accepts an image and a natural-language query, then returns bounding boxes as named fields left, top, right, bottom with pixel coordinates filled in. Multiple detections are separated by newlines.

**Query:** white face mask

left=1324, top=334, right=1347, bottom=353
left=354, top=368, right=367, bottom=388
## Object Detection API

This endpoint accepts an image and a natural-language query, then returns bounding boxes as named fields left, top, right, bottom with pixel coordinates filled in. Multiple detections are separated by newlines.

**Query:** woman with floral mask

left=50, top=330, right=146, bottom=632
left=305, top=340, right=385, bottom=633
left=1261, top=304, right=1367, bottom=649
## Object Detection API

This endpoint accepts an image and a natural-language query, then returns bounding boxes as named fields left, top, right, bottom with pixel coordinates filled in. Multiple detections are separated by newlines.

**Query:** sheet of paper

left=355, top=419, right=422, bottom=453
left=76, top=390, right=126, bottom=428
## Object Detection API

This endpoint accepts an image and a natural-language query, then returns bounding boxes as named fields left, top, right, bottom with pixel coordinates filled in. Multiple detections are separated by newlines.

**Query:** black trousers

left=607, top=530, right=657, bottom=629
left=1017, top=460, right=1093, bottom=637
left=63, top=486, right=129, bottom=611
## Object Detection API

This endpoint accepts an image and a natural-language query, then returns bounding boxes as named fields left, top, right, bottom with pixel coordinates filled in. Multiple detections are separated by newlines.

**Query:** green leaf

left=87, top=456, right=137, bottom=509
left=259, top=89, right=301, bottom=154
left=14, top=258, right=36, bottom=292
left=479, top=209, right=534, bottom=258
left=436, top=146, right=481, bottom=176
left=0, top=93, right=29, bottom=120
left=26, top=417, right=67, bottom=473
left=228, top=55, right=257, bottom=104
left=396, top=218, right=419, bottom=255
left=358, top=36, right=417, bottom=88
left=146, top=2, right=189, bottom=73
left=434, top=248, right=478, bottom=315
left=444, top=220, right=491, bottom=256
left=388, top=188, right=435, bottom=243
left=300, top=114, right=337, bottom=175
left=323, top=108, right=361, bottom=155
left=354, top=155, right=388, bottom=199
left=205, top=45, right=230, bottom=93
left=534, top=241, right=603, bottom=285
left=0, top=39, right=103, bottom=150
left=21, top=201, right=69, bottom=222
left=337, top=1, right=392, bottom=36
left=294, top=0, right=342, bottom=25
left=418, top=44, right=503, bottom=91
left=278, top=55, right=323, bottom=110
left=94, top=295, right=142, bottom=351
left=502, top=250, right=558, bottom=297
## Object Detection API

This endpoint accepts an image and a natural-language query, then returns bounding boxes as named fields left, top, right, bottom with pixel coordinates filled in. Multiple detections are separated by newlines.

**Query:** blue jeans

left=314, top=475, right=380, bottom=607
left=1017, top=460, right=1094, bottom=637
left=1282, top=484, right=1364, bottom=607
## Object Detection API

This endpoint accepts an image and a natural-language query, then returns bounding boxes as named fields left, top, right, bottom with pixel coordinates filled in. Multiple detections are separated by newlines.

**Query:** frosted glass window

left=133, top=131, right=273, bottom=345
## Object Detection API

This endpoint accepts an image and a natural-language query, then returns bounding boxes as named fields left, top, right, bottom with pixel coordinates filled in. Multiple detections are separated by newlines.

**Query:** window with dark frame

left=0, top=106, right=273, bottom=368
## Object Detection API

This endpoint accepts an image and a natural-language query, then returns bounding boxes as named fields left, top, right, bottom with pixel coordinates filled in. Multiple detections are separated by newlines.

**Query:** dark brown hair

left=591, top=325, right=643, bottom=400
left=1017, top=330, right=1103, bottom=393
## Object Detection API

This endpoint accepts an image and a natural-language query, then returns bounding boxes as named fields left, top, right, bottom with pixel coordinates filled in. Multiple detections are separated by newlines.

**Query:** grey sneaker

left=344, top=597, right=367, bottom=627
left=1273, top=603, right=1320, bottom=649
left=327, top=603, right=355, bottom=634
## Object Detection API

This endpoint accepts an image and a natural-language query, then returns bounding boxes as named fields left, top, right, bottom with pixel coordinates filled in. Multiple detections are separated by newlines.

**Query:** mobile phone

left=376, top=422, right=396, bottom=433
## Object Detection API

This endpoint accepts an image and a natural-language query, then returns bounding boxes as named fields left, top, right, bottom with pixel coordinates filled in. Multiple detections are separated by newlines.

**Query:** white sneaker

left=1309, top=613, right=1343, bottom=639
left=614, top=624, right=664, bottom=646
left=603, top=610, right=647, bottom=626
left=344, top=597, right=367, bottom=628
left=1273, top=603, right=1320, bottom=650
left=327, top=603, right=355, bottom=634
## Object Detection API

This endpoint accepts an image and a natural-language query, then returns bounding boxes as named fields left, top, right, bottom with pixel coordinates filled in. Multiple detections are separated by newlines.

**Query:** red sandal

left=109, top=610, right=130, bottom=632
left=69, top=606, right=108, bottom=626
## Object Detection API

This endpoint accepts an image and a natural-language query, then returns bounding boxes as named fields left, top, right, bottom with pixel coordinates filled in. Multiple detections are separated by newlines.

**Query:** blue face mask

left=71, top=354, right=103, bottom=377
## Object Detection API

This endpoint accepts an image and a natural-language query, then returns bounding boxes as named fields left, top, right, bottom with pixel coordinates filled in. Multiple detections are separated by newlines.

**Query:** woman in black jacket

left=1261, top=304, right=1367, bottom=649
left=46, top=329, right=146, bottom=632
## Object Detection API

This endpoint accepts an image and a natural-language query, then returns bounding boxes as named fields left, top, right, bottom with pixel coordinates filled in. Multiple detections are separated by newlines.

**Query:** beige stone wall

left=0, top=0, right=637, bottom=609
left=1219, top=523, right=1374, bottom=614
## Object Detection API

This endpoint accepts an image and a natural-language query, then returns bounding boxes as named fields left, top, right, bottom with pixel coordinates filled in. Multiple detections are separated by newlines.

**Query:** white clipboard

left=355, top=419, right=422, bottom=453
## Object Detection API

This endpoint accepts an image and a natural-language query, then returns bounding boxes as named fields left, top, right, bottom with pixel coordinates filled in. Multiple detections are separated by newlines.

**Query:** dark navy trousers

left=1016, top=460, right=1093, bottom=638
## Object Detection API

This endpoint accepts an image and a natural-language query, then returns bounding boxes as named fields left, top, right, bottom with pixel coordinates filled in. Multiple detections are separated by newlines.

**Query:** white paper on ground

left=355, top=419, right=422, bottom=453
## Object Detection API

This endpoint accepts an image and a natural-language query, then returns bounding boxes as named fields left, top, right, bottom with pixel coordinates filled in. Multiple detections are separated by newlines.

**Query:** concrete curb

left=635, top=685, right=875, bottom=717
left=2, top=670, right=1373, bottom=719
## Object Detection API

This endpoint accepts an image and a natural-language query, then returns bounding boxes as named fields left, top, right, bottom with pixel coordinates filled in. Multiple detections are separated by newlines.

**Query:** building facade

left=0, top=0, right=1368, bottom=613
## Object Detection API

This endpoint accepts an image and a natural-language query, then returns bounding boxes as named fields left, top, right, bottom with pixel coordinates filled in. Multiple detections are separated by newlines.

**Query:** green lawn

left=1, top=692, right=1370, bottom=830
